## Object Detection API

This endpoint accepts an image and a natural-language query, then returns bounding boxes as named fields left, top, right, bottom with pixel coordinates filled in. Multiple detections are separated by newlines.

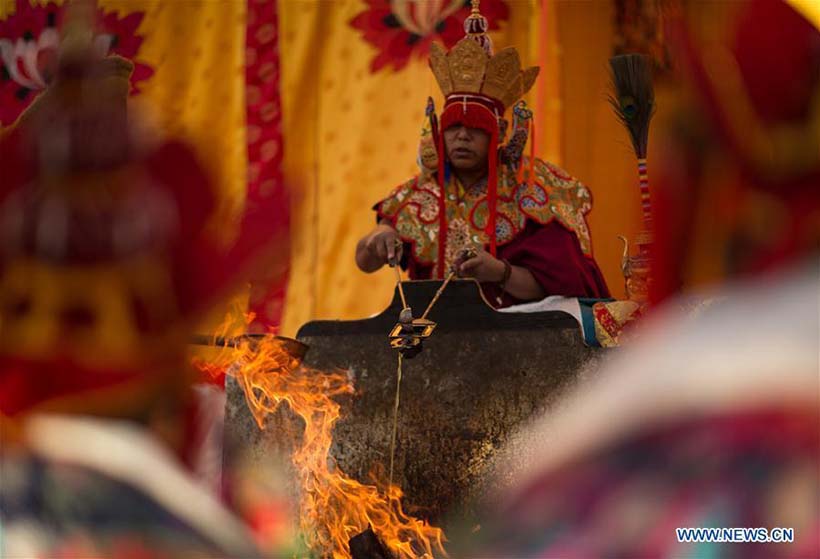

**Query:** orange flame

left=195, top=319, right=447, bottom=558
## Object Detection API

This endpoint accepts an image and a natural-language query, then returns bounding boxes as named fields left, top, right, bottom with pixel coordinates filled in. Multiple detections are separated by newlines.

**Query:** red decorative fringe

left=528, top=122, right=536, bottom=189
left=487, top=125, right=499, bottom=256
left=246, top=0, right=288, bottom=330
left=436, top=129, right=448, bottom=279
left=440, top=100, right=502, bottom=258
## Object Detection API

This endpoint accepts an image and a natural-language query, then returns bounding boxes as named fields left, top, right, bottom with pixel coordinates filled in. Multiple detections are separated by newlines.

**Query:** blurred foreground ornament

left=0, top=2, right=288, bottom=418
left=652, top=0, right=820, bottom=301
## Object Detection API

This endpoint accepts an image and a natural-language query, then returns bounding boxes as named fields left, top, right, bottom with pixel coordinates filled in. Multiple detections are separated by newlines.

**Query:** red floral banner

left=245, top=0, right=289, bottom=331
left=350, top=0, right=509, bottom=73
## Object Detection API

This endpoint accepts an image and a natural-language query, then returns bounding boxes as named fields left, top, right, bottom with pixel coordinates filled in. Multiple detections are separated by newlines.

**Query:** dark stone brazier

left=224, top=279, right=603, bottom=531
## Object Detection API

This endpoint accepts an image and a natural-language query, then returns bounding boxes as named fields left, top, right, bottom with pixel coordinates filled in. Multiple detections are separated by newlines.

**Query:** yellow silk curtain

left=6, top=0, right=816, bottom=336
left=279, top=0, right=563, bottom=336
left=122, top=0, right=248, bottom=236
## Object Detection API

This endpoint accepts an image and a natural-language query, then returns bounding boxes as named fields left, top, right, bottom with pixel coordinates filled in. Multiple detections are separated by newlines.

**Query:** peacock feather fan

left=609, top=54, right=655, bottom=159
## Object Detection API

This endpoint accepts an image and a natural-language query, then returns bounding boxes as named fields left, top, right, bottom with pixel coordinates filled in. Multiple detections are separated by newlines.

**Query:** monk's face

left=443, top=125, right=489, bottom=173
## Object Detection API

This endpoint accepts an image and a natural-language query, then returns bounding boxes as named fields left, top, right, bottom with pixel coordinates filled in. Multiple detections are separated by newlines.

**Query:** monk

left=356, top=6, right=608, bottom=307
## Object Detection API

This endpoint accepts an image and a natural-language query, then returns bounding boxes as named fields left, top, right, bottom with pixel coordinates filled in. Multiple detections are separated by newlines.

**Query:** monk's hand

left=365, top=223, right=402, bottom=266
left=458, top=249, right=506, bottom=282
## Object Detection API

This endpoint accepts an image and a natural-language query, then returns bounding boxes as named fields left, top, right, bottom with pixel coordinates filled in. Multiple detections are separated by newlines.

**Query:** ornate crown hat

left=423, top=0, right=540, bottom=272
left=429, top=5, right=539, bottom=113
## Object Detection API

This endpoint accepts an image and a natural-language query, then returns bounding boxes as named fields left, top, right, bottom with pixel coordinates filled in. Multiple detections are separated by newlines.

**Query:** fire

left=195, top=320, right=447, bottom=558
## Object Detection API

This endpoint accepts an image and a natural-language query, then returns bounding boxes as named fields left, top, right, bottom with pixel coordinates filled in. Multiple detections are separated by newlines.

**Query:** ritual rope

left=387, top=261, right=461, bottom=489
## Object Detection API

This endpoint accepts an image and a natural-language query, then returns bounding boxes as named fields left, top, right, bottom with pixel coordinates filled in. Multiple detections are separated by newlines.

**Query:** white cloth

left=499, top=295, right=584, bottom=327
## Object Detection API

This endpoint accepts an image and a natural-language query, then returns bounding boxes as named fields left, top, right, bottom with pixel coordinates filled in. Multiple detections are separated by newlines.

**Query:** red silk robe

left=375, top=157, right=610, bottom=307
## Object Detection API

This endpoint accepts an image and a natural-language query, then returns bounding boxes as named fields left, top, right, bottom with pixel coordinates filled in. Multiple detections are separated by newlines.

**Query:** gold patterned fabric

left=376, top=158, right=594, bottom=275
left=592, top=300, right=643, bottom=347
left=429, top=32, right=539, bottom=109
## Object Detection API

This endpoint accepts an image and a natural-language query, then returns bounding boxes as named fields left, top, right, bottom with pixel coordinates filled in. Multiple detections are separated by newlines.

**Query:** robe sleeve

left=501, top=220, right=610, bottom=299
left=371, top=179, right=422, bottom=275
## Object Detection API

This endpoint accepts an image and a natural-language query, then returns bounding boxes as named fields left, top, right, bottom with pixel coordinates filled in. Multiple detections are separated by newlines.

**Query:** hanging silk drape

left=7, top=0, right=782, bottom=336
left=244, top=0, right=288, bottom=331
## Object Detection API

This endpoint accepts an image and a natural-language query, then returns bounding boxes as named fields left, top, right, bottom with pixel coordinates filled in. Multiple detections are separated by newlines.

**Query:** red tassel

left=515, top=120, right=530, bottom=186
left=439, top=99, right=503, bottom=261
left=487, top=125, right=499, bottom=257
left=441, top=104, right=497, bottom=134
left=431, top=113, right=440, bottom=147
left=528, top=122, right=536, bottom=189
left=436, top=130, right=447, bottom=279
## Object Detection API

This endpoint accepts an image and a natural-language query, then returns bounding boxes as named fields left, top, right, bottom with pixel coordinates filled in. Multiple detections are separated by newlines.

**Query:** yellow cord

left=388, top=352, right=403, bottom=490
left=393, top=263, right=408, bottom=310
left=421, top=270, right=456, bottom=320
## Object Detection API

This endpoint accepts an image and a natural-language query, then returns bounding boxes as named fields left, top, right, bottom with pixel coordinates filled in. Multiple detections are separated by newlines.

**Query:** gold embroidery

left=482, top=47, right=522, bottom=105
left=376, top=158, right=595, bottom=273
left=448, top=38, right=488, bottom=93
left=444, top=217, right=473, bottom=271
left=521, top=67, right=539, bottom=97
left=429, top=37, right=538, bottom=106
left=429, top=43, right=454, bottom=97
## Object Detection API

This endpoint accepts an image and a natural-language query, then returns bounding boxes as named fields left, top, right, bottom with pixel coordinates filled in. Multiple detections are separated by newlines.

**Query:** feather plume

left=609, top=54, right=655, bottom=158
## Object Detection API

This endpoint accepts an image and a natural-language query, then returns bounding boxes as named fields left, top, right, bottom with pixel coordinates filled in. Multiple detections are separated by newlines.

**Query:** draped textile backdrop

left=8, top=1, right=804, bottom=337
left=278, top=0, right=650, bottom=336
